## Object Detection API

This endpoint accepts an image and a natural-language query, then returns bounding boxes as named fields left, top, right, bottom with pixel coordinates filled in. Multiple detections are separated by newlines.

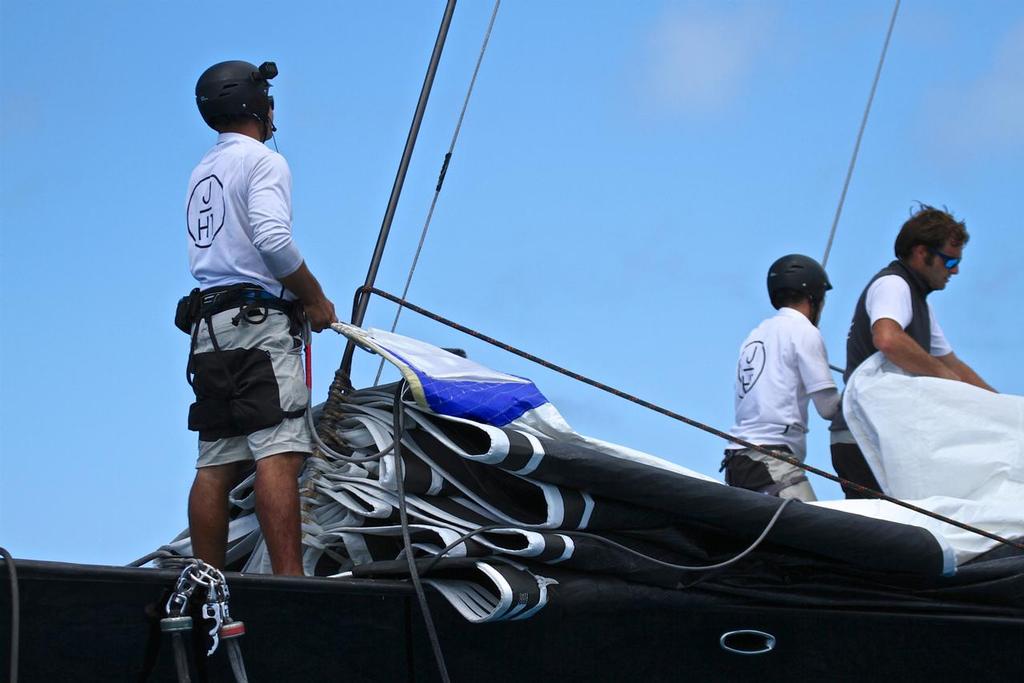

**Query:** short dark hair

left=209, top=114, right=257, bottom=133
left=770, top=288, right=809, bottom=310
left=894, top=204, right=969, bottom=260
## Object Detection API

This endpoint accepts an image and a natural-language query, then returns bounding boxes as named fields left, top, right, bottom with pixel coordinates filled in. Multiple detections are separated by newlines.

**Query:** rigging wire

left=374, top=0, right=503, bottom=386
left=821, top=0, right=901, bottom=268
left=346, top=286, right=1024, bottom=553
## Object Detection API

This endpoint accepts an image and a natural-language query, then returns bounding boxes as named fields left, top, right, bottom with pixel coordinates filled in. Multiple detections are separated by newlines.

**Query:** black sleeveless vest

left=832, top=260, right=932, bottom=431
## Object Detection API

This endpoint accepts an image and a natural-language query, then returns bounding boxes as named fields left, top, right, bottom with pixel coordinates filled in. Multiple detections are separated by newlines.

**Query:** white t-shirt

left=186, top=133, right=304, bottom=299
left=728, top=308, right=836, bottom=459
left=865, top=275, right=952, bottom=356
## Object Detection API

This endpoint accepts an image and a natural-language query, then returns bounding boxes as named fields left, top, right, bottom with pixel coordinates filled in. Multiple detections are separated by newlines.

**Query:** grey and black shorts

left=188, top=309, right=312, bottom=468
left=721, top=446, right=817, bottom=502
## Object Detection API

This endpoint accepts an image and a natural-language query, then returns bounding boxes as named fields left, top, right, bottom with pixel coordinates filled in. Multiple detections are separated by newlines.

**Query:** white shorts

left=192, top=309, right=312, bottom=468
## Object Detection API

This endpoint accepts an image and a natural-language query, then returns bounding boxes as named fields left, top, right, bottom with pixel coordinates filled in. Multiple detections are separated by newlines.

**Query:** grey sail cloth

left=154, top=384, right=1024, bottom=622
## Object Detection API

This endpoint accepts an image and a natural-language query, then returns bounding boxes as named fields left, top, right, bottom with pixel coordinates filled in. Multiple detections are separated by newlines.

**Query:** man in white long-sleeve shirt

left=182, top=60, right=337, bottom=575
left=723, top=255, right=840, bottom=501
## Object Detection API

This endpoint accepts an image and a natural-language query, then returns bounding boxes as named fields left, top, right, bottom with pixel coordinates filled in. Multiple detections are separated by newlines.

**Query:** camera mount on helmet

left=257, top=62, right=278, bottom=80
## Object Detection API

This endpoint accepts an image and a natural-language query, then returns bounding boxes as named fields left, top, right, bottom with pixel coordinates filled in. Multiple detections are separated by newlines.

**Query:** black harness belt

left=180, top=284, right=307, bottom=442
left=199, top=285, right=297, bottom=321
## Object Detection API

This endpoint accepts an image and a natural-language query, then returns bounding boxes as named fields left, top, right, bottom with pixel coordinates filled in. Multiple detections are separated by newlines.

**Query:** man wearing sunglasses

left=830, top=204, right=995, bottom=498
left=182, top=60, right=338, bottom=574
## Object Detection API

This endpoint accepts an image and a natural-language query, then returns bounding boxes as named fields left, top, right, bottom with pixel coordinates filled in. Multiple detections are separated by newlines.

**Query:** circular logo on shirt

left=187, top=174, right=225, bottom=248
left=738, top=340, right=766, bottom=398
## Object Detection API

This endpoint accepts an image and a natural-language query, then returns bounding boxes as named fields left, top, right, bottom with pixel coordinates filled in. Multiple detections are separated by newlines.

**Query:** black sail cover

left=155, top=327, right=1024, bottom=622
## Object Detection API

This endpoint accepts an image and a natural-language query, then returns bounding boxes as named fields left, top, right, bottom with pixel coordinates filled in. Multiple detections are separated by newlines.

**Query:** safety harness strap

left=182, top=284, right=307, bottom=440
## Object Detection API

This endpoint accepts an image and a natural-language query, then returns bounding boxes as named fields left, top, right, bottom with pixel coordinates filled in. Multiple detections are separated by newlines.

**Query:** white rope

left=374, top=0, right=502, bottom=385
left=821, top=0, right=901, bottom=268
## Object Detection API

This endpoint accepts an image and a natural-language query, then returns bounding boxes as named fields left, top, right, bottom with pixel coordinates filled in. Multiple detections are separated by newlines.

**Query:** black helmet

left=195, top=60, right=277, bottom=130
left=767, top=254, right=832, bottom=307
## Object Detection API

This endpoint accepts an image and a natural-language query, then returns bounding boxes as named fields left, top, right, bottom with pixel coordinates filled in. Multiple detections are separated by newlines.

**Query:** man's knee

left=255, top=451, right=306, bottom=475
left=193, top=460, right=249, bottom=494
left=254, top=453, right=306, bottom=495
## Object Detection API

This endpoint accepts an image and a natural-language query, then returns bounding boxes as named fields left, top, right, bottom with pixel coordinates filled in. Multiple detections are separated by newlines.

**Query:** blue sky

left=1, top=1, right=1021, bottom=565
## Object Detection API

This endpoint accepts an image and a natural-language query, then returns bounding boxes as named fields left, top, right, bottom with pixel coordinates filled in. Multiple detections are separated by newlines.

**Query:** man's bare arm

left=872, top=319, right=960, bottom=380
left=278, top=262, right=337, bottom=332
left=937, top=352, right=996, bottom=392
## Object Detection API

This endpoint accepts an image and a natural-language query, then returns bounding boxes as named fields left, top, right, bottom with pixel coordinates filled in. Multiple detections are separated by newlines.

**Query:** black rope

left=352, top=286, right=1024, bottom=553
left=392, top=382, right=451, bottom=683
left=0, top=547, right=18, bottom=683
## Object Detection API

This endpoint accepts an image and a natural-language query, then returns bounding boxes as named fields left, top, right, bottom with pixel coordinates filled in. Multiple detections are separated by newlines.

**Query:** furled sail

left=152, top=327, right=1023, bottom=622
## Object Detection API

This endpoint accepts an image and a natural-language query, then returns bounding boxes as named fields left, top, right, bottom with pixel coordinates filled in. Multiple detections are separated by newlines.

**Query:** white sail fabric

left=825, top=352, right=1024, bottom=564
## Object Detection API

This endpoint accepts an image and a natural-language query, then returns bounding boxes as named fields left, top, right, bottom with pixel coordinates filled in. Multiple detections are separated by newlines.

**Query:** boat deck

left=2, top=559, right=1022, bottom=681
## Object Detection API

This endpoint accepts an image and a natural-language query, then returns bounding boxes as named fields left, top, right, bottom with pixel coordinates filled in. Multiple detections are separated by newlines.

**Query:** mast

left=337, top=0, right=458, bottom=386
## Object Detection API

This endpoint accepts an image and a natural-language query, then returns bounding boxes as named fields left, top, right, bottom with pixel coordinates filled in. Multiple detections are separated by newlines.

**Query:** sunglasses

left=929, top=247, right=961, bottom=270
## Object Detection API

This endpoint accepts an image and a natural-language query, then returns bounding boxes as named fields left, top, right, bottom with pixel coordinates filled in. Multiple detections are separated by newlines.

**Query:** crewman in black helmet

left=180, top=60, right=337, bottom=575
left=722, top=255, right=840, bottom=501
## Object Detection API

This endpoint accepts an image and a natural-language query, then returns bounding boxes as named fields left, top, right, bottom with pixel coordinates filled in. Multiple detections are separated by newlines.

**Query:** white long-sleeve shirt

left=185, top=133, right=303, bottom=299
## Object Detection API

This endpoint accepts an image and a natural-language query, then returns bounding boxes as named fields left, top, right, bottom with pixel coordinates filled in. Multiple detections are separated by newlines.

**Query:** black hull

left=2, top=559, right=1022, bottom=682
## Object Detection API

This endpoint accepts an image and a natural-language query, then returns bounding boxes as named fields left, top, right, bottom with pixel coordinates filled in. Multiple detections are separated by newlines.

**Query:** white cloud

left=922, top=20, right=1024, bottom=157
left=638, top=4, right=776, bottom=116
